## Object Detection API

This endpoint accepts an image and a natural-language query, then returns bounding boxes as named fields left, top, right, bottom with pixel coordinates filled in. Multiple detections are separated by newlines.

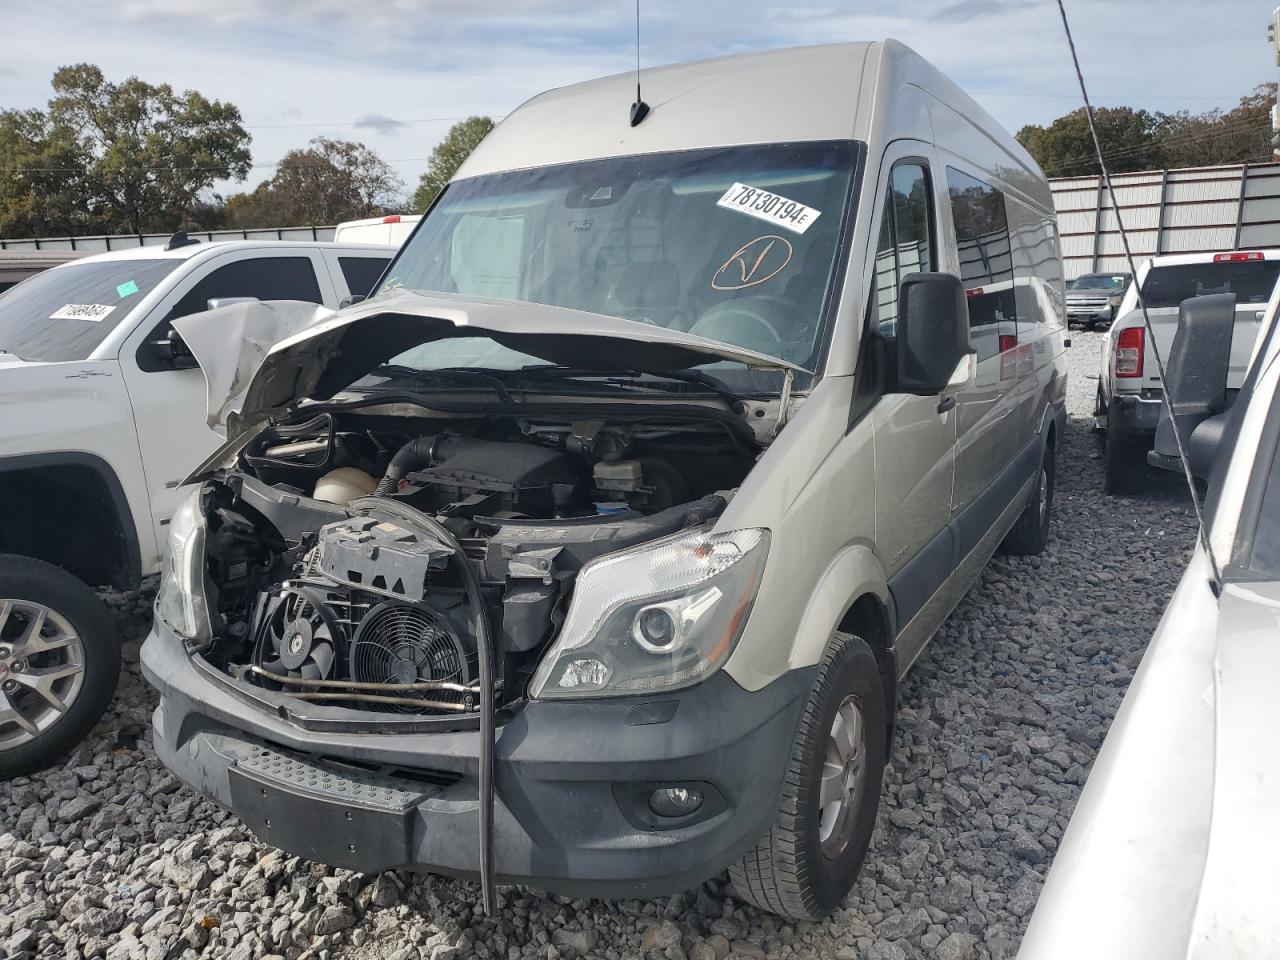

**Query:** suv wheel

left=1104, top=409, right=1147, bottom=496
left=1001, top=439, right=1055, bottom=556
left=0, top=555, right=119, bottom=779
left=729, top=632, right=887, bottom=920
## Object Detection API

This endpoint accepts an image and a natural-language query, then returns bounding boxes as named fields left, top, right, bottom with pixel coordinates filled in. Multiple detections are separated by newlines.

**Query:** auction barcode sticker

left=50, top=303, right=115, bottom=322
left=716, top=182, right=821, bottom=235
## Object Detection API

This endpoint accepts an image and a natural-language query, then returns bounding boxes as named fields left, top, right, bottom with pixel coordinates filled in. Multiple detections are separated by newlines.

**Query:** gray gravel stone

left=0, top=333, right=1193, bottom=960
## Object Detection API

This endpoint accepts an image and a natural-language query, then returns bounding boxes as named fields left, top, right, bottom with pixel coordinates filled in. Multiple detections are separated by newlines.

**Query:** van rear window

left=1141, top=260, right=1280, bottom=308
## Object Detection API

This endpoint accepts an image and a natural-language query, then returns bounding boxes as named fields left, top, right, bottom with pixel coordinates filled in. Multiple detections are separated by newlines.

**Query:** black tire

left=1104, top=411, right=1148, bottom=496
left=1001, top=438, right=1054, bottom=556
left=729, top=632, right=887, bottom=920
left=0, top=555, right=120, bottom=779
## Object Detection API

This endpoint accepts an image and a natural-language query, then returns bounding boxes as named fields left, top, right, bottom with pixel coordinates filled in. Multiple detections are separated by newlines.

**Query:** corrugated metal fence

left=1050, top=161, right=1280, bottom=279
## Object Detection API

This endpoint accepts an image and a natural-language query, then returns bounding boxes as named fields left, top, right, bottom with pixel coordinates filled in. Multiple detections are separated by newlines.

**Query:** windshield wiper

left=367, top=364, right=515, bottom=404
left=513, top=364, right=748, bottom=407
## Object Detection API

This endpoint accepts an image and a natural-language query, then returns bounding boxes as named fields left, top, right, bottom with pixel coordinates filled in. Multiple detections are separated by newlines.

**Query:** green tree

left=1017, top=106, right=1164, bottom=179
left=0, top=109, right=94, bottom=237
left=1157, top=83, right=1277, bottom=169
left=223, top=137, right=403, bottom=228
left=46, top=64, right=251, bottom=233
left=412, top=116, right=495, bottom=210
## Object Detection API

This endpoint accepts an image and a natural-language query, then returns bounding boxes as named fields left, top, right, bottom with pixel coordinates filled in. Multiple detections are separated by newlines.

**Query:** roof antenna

left=629, top=0, right=649, bottom=126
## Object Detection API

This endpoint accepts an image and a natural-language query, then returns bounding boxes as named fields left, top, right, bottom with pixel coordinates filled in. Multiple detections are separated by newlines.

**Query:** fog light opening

left=648, top=786, right=704, bottom=818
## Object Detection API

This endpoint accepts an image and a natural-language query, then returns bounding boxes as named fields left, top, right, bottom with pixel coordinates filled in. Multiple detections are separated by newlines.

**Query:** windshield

left=378, top=142, right=858, bottom=382
left=1141, top=260, right=1280, bottom=309
left=0, top=258, right=182, bottom=362
left=1070, top=274, right=1127, bottom=291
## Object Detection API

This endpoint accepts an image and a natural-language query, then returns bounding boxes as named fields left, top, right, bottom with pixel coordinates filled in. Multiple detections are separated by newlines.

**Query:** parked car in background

left=0, top=235, right=393, bottom=777
left=1095, top=250, right=1280, bottom=494
left=1020, top=285, right=1280, bottom=959
left=333, top=214, right=421, bottom=247
left=0, top=250, right=84, bottom=295
left=142, top=40, right=1067, bottom=920
left=1065, top=271, right=1129, bottom=329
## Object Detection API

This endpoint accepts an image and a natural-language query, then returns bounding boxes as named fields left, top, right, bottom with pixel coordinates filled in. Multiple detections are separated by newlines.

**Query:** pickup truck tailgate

left=1118, top=303, right=1267, bottom=392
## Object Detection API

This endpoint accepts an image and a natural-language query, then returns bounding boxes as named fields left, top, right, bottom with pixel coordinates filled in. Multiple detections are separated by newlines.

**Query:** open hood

left=173, top=300, right=336, bottom=435
left=184, top=290, right=805, bottom=434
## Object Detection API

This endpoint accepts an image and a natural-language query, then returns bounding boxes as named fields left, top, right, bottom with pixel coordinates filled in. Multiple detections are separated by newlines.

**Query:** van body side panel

left=720, top=376, right=880, bottom=692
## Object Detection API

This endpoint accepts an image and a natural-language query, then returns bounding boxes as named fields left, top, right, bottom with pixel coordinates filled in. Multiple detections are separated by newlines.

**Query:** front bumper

left=1067, top=303, right=1115, bottom=324
left=141, top=622, right=814, bottom=897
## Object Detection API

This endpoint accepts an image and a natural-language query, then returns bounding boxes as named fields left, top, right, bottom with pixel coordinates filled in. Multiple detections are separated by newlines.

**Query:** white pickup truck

left=0, top=235, right=392, bottom=776
left=1095, top=250, right=1280, bottom=494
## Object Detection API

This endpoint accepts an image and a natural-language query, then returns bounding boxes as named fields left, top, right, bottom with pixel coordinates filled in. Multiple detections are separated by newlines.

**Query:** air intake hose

left=375, top=434, right=492, bottom=495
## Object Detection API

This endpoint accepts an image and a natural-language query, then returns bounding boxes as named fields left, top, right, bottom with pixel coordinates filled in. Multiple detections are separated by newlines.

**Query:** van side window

left=947, top=168, right=1015, bottom=361
left=873, top=162, right=936, bottom=336
left=1004, top=196, right=1065, bottom=334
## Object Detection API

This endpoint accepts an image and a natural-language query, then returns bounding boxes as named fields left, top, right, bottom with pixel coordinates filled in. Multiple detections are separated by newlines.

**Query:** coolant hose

left=348, top=496, right=497, bottom=915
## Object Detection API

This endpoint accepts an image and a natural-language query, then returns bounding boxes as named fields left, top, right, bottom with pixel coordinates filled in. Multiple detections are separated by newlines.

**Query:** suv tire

left=1001, top=439, right=1054, bottom=556
left=0, top=555, right=120, bottom=779
left=729, top=632, right=887, bottom=920
left=1104, top=410, right=1147, bottom=496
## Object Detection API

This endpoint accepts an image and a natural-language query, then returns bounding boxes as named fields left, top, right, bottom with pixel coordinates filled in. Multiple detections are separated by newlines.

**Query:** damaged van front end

left=140, top=291, right=821, bottom=902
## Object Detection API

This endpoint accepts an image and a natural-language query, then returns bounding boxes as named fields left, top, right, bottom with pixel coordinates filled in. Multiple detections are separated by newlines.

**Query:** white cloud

left=2, top=0, right=1276, bottom=205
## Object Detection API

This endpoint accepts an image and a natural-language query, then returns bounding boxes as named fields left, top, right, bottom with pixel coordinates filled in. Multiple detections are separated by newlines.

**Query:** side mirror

left=147, top=328, right=198, bottom=370
left=206, top=296, right=259, bottom=311
left=339, top=294, right=367, bottom=309
left=895, top=273, right=973, bottom=396
left=1150, top=292, right=1236, bottom=479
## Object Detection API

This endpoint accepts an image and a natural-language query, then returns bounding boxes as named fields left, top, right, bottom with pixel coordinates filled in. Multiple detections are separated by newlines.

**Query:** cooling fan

left=260, top=585, right=343, bottom=681
left=348, top=600, right=472, bottom=711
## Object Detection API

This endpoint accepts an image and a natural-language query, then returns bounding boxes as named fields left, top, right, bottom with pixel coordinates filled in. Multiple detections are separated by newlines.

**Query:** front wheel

left=0, top=556, right=120, bottom=779
left=729, top=632, right=887, bottom=920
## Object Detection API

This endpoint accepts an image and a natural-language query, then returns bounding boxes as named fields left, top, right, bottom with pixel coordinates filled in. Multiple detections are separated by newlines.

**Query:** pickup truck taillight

left=1116, top=327, right=1144, bottom=378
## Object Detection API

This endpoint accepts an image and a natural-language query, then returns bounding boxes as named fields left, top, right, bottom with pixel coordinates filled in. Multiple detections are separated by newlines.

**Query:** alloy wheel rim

left=1038, top=466, right=1049, bottom=525
left=818, top=695, right=867, bottom=859
left=0, top=600, right=86, bottom=751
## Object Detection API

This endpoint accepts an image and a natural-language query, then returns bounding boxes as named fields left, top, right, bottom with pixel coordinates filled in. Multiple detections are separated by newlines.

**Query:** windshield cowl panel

left=377, top=141, right=859, bottom=391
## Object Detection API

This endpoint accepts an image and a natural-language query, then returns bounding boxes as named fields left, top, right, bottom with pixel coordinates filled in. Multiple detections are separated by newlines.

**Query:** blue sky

left=1, top=0, right=1276, bottom=204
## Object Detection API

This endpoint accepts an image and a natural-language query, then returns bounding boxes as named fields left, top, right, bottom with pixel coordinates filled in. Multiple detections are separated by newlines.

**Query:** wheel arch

left=0, top=452, right=142, bottom=591
left=785, top=543, right=897, bottom=749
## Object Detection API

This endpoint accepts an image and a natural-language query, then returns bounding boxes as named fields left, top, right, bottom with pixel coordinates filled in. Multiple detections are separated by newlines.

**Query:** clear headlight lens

left=529, top=528, right=769, bottom=699
left=154, top=487, right=212, bottom=645
left=1108, top=294, right=1124, bottom=308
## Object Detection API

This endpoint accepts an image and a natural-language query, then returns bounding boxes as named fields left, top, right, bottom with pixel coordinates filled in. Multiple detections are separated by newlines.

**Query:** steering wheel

left=688, top=295, right=807, bottom=347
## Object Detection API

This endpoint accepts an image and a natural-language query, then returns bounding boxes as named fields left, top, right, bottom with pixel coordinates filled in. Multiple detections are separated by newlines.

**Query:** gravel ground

left=0, top=331, right=1199, bottom=960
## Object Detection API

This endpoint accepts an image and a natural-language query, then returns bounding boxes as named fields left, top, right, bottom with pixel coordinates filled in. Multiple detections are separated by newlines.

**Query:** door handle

left=937, top=396, right=956, bottom=415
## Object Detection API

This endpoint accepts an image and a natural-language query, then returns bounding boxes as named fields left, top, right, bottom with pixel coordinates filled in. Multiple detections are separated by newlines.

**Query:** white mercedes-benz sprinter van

left=142, top=40, right=1067, bottom=919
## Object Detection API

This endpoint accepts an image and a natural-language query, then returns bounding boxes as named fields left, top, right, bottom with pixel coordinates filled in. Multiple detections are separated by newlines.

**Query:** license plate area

left=228, top=746, right=428, bottom=872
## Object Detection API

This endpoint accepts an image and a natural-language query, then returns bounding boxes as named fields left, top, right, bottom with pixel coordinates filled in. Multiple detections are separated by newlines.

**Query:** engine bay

left=196, top=403, right=757, bottom=724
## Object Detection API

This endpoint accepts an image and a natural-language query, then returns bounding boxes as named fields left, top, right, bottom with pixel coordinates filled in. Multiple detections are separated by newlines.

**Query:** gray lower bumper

left=141, top=623, right=814, bottom=897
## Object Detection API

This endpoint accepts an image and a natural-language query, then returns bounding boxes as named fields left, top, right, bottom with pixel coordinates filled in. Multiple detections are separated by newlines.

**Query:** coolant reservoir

left=313, top=467, right=378, bottom=505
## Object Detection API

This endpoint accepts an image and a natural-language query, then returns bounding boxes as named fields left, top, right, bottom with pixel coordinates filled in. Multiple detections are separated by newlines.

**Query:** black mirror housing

left=1152, top=292, right=1236, bottom=479
left=895, top=272, right=971, bottom=396
left=164, top=328, right=199, bottom=370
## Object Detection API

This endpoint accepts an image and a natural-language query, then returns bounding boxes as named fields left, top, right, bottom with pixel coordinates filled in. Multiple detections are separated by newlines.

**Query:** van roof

left=456, top=40, right=1042, bottom=192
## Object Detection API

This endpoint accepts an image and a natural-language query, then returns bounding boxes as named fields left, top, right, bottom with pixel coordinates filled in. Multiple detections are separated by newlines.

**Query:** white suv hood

left=176, top=290, right=802, bottom=434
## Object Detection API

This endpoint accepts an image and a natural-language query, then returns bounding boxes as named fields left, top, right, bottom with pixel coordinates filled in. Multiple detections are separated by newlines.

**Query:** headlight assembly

left=529, top=528, right=769, bottom=699
left=154, top=486, right=212, bottom=647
